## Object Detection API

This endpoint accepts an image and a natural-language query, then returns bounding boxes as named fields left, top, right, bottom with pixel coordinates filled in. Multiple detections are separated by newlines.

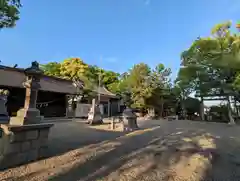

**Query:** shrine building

left=0, top=65, right=120, bottom=118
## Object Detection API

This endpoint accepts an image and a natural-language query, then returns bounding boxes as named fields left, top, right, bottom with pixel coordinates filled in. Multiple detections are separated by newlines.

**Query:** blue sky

left=0, top=0, right=239, bottom=80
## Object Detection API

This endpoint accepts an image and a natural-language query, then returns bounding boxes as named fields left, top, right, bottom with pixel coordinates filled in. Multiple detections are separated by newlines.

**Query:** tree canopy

left=175, top=21, right=240, bottom=123
left=0, top=0, right=21, bottom=28
left=40, top=20, right=240, bottom=122
left=3, top=1, right=240, bottom=122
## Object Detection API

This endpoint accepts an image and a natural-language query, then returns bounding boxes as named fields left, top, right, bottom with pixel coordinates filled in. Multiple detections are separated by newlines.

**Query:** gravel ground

left=1, top=120, right=240, bottom=181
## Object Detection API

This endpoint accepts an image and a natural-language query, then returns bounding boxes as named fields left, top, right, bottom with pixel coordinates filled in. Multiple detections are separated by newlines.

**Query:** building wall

left=75, top=97, right=120, bottom=118
left=75, top=103, right=91, bottom=117
left=110, top=99, right=119, bottom=116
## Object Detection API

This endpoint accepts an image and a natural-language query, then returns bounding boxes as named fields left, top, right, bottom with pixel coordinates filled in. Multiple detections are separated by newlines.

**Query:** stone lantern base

left=10, top=108, right=43, bottom=126
left=0, top=123, right=53, bottom=169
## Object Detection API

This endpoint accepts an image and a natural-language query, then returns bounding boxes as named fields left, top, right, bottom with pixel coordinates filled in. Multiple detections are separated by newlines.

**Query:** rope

left=10, top=96, right=65, bottom=107
left=36, top=97, right=64, bottom=105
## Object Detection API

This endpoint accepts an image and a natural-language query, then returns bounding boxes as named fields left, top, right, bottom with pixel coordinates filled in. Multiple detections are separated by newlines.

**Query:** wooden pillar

left=118, top=99, right=120, bottom=113
left=65, top=95, right=69, bottom=118
left=108, top=99, right=111, bottom=117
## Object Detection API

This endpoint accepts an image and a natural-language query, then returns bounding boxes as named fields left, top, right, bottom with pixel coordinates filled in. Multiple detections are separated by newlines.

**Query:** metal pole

left=98, top=70, right=101, bottom=104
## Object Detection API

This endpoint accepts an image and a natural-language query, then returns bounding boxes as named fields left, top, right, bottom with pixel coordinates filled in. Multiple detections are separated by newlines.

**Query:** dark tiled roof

left=0, top=66, right=118, bottom=97
left=94, top=86, right=117, bottom=98
left=0, top=66, right=77, bottom=94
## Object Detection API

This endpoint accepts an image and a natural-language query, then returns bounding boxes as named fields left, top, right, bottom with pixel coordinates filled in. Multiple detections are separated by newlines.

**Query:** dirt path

left=1, top=120, right=240, bottom=181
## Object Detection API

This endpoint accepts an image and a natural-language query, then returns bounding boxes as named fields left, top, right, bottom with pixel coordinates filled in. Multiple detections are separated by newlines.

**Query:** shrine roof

left=94, top=86, right=117, bottom=98
left=0, top=66, right=77, bottom=94
left=0, top=66, right=118, bottom=97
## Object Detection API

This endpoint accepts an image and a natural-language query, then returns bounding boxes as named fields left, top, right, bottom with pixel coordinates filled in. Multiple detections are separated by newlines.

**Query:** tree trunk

left=227, top=96, right=235, bottom=125
left=200, top=97, right=205, bottom=121
left=160, top=97, right=164, bottom=118
left=181, top=99, right=186, bottom=119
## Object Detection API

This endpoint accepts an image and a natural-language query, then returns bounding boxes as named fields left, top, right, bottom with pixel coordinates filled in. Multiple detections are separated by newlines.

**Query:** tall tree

left=115, top=62, right=172, bottom=117
left=59, top=58, right=89, bottom=80
left=0, top=0, right=21, bottom=28
left=87, top=65, right=120, bottom=90
left=145, top=64, right=172, bottom=116
left=40, top=62, right=61, bottom=77
left=176, top=21, right=240, bottom=124
left=127, top=63, right=151, bottom=109
left=41, top=58, right=96, bottom=101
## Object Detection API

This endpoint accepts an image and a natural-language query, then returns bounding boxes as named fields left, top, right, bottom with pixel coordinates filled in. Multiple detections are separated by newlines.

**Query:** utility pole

left=98, top=56, right=102, bottom=104
left=98, top=69, right=101, bottom=104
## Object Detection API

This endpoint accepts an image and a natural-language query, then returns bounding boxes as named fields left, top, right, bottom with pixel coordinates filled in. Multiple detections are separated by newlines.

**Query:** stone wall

left=0, top=123, right=53, bottom=169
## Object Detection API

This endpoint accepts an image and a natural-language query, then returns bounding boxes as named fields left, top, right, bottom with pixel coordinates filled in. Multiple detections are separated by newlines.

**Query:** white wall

left=75, top=103, right=91, bottom=117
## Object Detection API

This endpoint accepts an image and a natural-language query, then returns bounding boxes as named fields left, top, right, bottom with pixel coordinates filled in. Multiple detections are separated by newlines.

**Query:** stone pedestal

left=122, top=108, right=138, bottom=131
left=10, top=108, right=42, bottom=125
left=0, top=95, right=9, bottom=124
left=88, top=99, right=103, bottom=125
left=0, top=123, right=53, bottom=169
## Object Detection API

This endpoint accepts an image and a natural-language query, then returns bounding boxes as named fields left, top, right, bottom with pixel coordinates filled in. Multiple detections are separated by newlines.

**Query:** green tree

left=177, top=41, right=214, bottom=120
left=126, top=63, right=151, bottom=109
left=86, top=65, right=120, bottom=91
left=116, top=63, right=172, bottom=117
left=40, top=62, right=61, bottom=77
left=0, top=0, right=21, bottom=28
left=144, top=64, right=172, bottom=117
left=176, top=21, right=240, bottom=123
left=196, top=22, right=240, bottom=124
left=41, top=58, right=96, bottom=102
left=59, top=58, right=89, bottom=80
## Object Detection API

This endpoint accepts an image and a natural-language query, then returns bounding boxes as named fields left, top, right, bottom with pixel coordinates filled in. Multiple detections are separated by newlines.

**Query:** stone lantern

left=122, top=107, right=138, bottom=131
left=0, top=62, right=54, bottom=169
left=10, top=61, right=44, bottom=125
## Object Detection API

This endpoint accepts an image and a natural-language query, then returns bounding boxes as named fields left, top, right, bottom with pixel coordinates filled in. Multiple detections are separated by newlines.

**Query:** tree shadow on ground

left=43, top=121, right=126, bottom=158
left=45, top=119, right=159, bottom=159
left=46, top=124, right=240, bottom=181
left=5, top=121, right=240, bottom=181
